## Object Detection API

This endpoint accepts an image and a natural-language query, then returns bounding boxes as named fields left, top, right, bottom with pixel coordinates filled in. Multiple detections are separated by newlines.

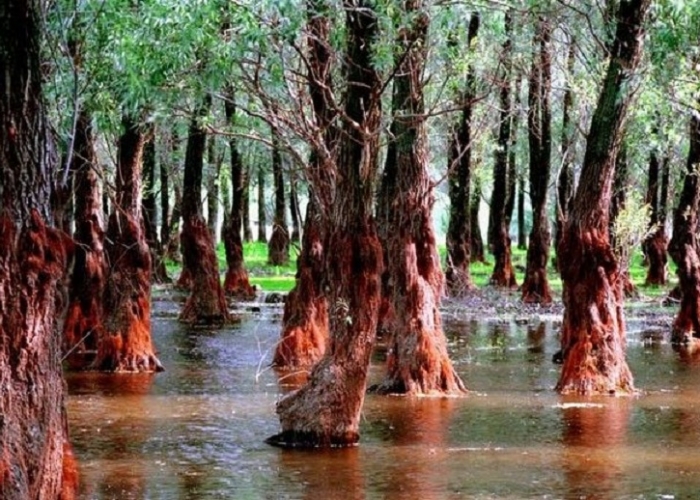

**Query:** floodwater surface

left=67, top=298, right=700, bottom=499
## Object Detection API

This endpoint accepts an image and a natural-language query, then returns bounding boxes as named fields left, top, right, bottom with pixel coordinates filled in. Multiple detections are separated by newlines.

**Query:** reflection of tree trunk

left=257, top=168, right=268, bottom=243
left=0, top=3, right=73, bottom=492
left=445, top=12, right=479, bottom=296
left=179, top=98, right=230, bottom=326
left=668, top=100, right=700, bottom=345
left=63, top=110, right=106, bottom=370
left=557, top=0, right=649, bottom=395
left=96, top=116, right=163, bottom=373
left=470, top=178, right=485, bottom=263
left=268, top=0, right=383, bottom=447
left=522, top=17, right=552, bottom=304
left=490, top=12, right=517, bottom=288
left=268, top=132, right=290, bottom=265
left=375, top=1, right=465, bottom=396
left=222, top=87, right=255, bottom=298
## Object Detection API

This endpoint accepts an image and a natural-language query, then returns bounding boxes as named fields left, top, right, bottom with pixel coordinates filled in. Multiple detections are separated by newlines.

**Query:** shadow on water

left=65, top=308, right=700, bottom=498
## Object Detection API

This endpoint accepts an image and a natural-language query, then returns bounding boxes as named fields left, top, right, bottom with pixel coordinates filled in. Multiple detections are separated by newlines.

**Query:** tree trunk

left=62, top=110, right=106, bottom=370
left=489, top=12, right=517, bottom=288
left=222, top=87, right=255, bottom=298
left=142, top=130, right=170, bottom=284
left=206, top=134, right=222, bottom=243
left=289, top=171, right=302, bottom=243
left=179, top=98, right=230, bottom=326
left=668, top=101, right=700, bottom=345
left=257, top=168, right=268, bottom=243
left=0, top=1, right=75, bottom=494
left=470, top=178, right=485, bottom=263
left=242, top=164, right=253, bottom=241
left=522, top=17, right=553, bottom=304
left=95, top=117, right=163, bottom=373
left=643, top=144, right=668, bottom=285
left=374, top=1, right=465, bottom=396
left=268, top=132, right=290, bottom=265
left=445, top=12, right=479, bottom=296
left=274, top=0, right=335, bottom=370
left=556, top=0, right=650, bottom=395
left=268, top=0, right=383, bottom=447
left=555, top=37, right=576, bottom=270
left=610, top=142, right=637, bottom=296
left=517, top=173, right=527, bottom=249
left=505, top=75, right=521, bottom=231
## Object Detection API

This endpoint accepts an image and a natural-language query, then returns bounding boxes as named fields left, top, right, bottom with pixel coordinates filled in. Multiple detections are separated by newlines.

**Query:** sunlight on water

left=66, top=307, right=700, bottom=499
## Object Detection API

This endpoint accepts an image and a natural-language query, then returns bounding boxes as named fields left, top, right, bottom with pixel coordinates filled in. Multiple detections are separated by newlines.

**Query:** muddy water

left=67, top=301, right=700, bottom=499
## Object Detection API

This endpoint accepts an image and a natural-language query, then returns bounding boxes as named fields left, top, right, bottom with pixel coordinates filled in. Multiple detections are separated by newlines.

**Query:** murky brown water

left=67, top=300, right=700, bottom=499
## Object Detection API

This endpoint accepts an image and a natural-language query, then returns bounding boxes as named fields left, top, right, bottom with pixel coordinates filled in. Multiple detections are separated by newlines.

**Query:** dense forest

left=1, top=0, right=699, bottom=495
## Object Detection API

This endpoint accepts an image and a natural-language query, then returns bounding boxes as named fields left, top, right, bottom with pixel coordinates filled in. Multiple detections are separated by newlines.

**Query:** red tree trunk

left=95, top=117, right=163, bottom=372
left=62, top=110, right=106, bottom=370
left=375, top=1, right=465, bottom=396
left=556, top=0, right=650, bottom=395
left=179, top=99, right=230, bottom=326
left=668, top=101, right=700, bottom=345
left=643, top=148, right=668, bottom=285
left=489, top=12, right=517, bottom=288
left=0, top=2, right=75, bottom=494
left=268, top=0, right=383, bottom=447
left=445, top=12, right=479, bottom=296
left=522, top=16, right=553, bottom=304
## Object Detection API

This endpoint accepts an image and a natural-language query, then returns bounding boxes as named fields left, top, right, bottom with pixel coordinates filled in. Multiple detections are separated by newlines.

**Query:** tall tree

left=94, top=116, right=163, bottom=372
left=489, top=11, right=517, bottom=288
left=0, top=0, right=76, bottom=494
left=257, top=167, right=268, bottom=242
left=142, top=130, right=170, bottom=283
left=522, top=16, right=553, bottom=304
left=242, top=164, right=253, bottom=241
left=668, top=100, right=700, bottom=345
left=268, top=0, right=383, bottom=447
left=179, top=97, right=230, bottom=325
left=445, top=12, right=479, bottom=296
left=375, top=0, right=465, bottom=395
left=556, top=0, right=651, bottom=395
left=643, top=140, right=668, bottom=286
left=470, top=178, right=486, bottom=262
left=268, top=131, right=290, bottom=265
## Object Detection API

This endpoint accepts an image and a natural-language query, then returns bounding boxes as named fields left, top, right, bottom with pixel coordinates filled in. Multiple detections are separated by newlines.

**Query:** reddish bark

left=668, top=101, right=700, bottom=345
left=556, top=0, right=650, bottom=395
left=268, top=0, right=383, bottom=447
left=0, top=2, right=72, bottom=492
left=445, top=12, right=479, bottom=296
left=643, top=150, right=668, bottom=285
left=62, top=110, right=106, bottom=370
left=375, top=1, right=464, bottom=396
left=94, top=118, right=162, bottom=372
left=522, top=17, right=553, bottom=304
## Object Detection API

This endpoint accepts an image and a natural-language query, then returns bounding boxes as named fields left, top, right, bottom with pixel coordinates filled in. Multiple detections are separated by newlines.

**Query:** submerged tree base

left=265, top=430, right=359, bottom=449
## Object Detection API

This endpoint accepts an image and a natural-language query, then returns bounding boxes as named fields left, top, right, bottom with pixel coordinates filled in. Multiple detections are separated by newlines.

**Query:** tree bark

left=668, top=101, right=700, bottom=345
left=505, top=75, right=521, bottom=231
left=517, top=173, right=527, bottom=249
left=257, top=168, right=268, bottom=243
left=0, top=1, right=75, bottom=494
left=62, top=110, right=106, bottom=370
left=95, top=117, right=163, bottom=373
left=179, top=98, right=230, bottom=326
left=470, top=178, right=485, bottom=263
left=206, top=134, right=222, bottom=243
left=268, top=131, right=290, bottom=265
left=375, top=0, right=465, bottom=396
left=289, top=171, right=302, bottom=243
left=556, top=0, right=650, bottom=395
left=643, top=144, right=668, bottom=285
left=445, top=12, right=479, bottom=296
left=489, top=11, right=517, bottom=288
left=610, top=142, right=637, bottom=296
left=242, top=164, right=253, bottom=241
left=522, top=16, right=553, bottom=304
left=222, top=87, right=255, bottom=298
left=268, top=0, right=383, bottom=447
left=142, top=130, right=170, bottom=283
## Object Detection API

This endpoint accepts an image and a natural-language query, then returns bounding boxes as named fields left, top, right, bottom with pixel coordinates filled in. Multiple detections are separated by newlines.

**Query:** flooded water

left=67, top=299, right=700, bottom=499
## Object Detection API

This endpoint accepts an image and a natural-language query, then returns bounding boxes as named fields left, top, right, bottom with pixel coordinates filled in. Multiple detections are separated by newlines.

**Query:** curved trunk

left=668, top=101, right=700, bottom=344
left=445, top=12, right=479, bottom=296
left=222, top=88, right=255, bottom=298
left=522, top=17, right=553, bottom=304
left=95, top=117, right=163, bottom=372
left=0, top=1, right=74, bottom=494
left=62, top=110, right=106, bottom=370
left=489, top=12, right=517, bottom=288
left=268, top=132, right=290, bottom=265
left=557, top=0, right=650, bottom=395
left=268, top=0, right=382, bottom=447
left=179, top=98, right=230, bottom=326
left=375, top=1, right=465, bottom=396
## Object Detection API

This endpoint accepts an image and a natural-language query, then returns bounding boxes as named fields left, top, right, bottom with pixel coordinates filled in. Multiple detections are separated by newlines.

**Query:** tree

left=257, top=168, right=268, bottom=243
left=668, top=100, right=700, bottom=345
left=445, top=12, right=479, bottom=296
left=374, top=0, right=465, bottom=395
left=268, top=130, right=290, bottom=265
left=643, top=142, right=668, bottom=286
left=0, top=0, right=76, bottom=495
left=94, top=116, right=163, bottom=372
left=556, top=0, right=651, bottom=395
left=268, top=0, right=384, bottom=447
left=489, top=11, right=517, bottom=288
left=142, top=130, right=170, bottom=283
left=522, top=15, right=553, bottom=304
